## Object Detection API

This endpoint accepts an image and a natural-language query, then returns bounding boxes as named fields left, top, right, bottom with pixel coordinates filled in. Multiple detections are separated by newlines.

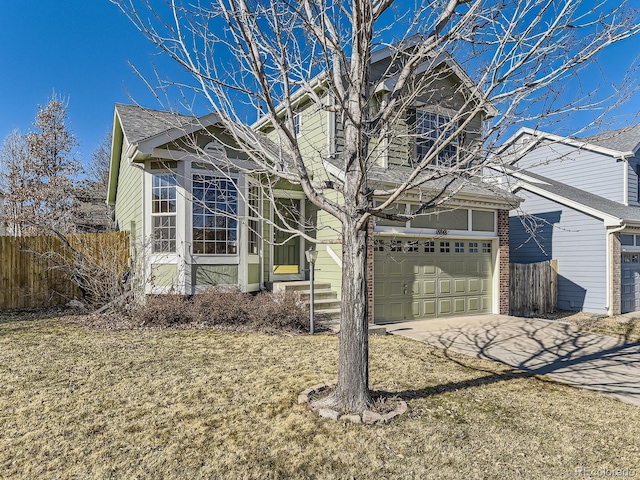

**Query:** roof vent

left=204, top=140, right=227, bottom=160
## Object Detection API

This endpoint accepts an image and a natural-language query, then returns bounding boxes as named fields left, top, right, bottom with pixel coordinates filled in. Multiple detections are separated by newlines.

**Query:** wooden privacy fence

left=0, top=232, right=129, bottom=310
left=510, top=260, right=558, bottom=317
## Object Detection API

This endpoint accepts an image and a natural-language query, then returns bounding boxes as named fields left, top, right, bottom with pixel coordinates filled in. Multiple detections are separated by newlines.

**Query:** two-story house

left=107, top=45, right=516, bottom=324
left=491, top=124, right=640, bottom=315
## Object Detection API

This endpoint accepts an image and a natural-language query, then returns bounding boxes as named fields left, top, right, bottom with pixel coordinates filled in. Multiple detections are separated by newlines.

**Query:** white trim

left=322, top=159, right=345, bottom=181
left=374, top=229, right=497, bottom=240
left=511, top=182, right=624, bottom=227
left=136, top=112, right=222, bottom=155
left=489, top=165, right=550, bottom=185
left=269, top=191, right=306, bottom=282
left=326, top=245, right=343, bottom=268
left=498, top=127, right=633, bottom=160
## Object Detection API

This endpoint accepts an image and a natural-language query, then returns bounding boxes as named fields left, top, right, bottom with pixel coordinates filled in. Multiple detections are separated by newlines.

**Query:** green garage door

left=374, top=238, right=493, bottom=322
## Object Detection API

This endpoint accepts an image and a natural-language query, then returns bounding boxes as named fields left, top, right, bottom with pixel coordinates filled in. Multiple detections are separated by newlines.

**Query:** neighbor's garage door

left=374, top=238, right=493, bottom=322
left=621, top=253, right=640, bottom=313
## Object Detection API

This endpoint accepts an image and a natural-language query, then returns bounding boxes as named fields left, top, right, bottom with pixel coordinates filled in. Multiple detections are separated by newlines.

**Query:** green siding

left=248, top=264, right=260, bottom=284
left=193, top=264, right=238, bottom=286
left=263, top=96, right=331, bottom=181
left=114, top=138, right=144, bottom=252
left=312, top=205, right=343, bottom=299
left=151, top=264, right=178, bottom=288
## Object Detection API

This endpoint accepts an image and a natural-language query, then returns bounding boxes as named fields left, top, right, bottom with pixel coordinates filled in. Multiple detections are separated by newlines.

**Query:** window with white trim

left=151, top=174, right=177, bottom=253
left=416, top=110, right=458, bottom=166
left=192, top=175, right=238, bottom=255
left=293, top=112, right=301, bottom=135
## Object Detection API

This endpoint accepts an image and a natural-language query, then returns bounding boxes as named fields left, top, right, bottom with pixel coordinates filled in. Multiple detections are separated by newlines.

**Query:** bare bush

left=190, top=287, right=253, bottom=326
left=134, top=294, right=191, bottom=327
left=118, top=287, right=310, bottom=333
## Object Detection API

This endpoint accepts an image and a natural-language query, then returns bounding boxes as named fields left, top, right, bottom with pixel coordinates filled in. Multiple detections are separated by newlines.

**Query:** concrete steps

left=273, top=281, right=341, bottom=329
left=272, top=281, right=386, bottom=335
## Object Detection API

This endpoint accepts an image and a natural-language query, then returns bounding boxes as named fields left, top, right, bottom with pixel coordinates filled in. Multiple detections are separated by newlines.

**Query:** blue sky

left=1, top=2, right=639, bottom=171
left=0, top=1, right=167, bottom=167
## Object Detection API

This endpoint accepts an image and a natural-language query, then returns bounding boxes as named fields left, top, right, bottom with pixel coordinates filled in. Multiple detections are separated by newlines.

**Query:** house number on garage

left=436, top=229, right=449, bottom=236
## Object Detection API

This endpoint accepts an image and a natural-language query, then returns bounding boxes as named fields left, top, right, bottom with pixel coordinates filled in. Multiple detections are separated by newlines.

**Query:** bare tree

left=76, top=132, right=116, bottom=232
left=112, top=0, right=640, bottom=411
left=0, top=130, right=30, bottom=236
left=1, top=95, right=83, bottom=235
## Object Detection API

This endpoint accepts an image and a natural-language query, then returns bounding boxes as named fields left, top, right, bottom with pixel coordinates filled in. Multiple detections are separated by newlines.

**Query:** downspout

left=606, top=223, right=627, bottom=315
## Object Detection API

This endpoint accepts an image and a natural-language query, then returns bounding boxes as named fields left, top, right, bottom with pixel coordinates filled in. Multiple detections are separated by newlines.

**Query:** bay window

left=192, top=175, right=238, bottom=255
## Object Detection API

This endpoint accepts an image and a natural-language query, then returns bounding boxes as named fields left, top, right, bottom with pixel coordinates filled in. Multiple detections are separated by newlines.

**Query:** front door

left=272, top=198, right=304, bottom=280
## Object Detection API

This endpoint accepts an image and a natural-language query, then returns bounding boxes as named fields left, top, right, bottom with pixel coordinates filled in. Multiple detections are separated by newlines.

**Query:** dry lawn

left=538, top=310, right=640, bottom=342
left=1, top=313, right=639, bottom=479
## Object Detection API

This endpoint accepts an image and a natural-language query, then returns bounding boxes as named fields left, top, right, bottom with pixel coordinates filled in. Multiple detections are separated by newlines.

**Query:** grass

left=538, top=310, right=640, bottom=342
left=1, top=313, right=639, bottom=479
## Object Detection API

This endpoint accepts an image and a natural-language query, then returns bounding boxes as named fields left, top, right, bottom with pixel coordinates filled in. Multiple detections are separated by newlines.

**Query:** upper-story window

left=151, top=174, right=177, bottom=253
left=416, top=110, right=458, bottom=167
left=293, top=112, right=302, bottom=135
left=192, top=175, right=238, bottom=255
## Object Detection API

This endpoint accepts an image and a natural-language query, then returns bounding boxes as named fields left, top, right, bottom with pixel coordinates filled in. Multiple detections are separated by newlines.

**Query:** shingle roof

left=515, top=169, right=640, bottom=223
left=115, top=104, right=194, bottom=144
left=324, top=158, right=519, bottom=205
left=581, top=123, right=640, bottom=154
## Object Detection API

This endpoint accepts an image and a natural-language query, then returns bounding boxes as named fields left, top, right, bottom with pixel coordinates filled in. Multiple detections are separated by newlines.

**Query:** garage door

left=621, top=253, right=640, bottom=313
left=374, top=238, right=493, bottom=322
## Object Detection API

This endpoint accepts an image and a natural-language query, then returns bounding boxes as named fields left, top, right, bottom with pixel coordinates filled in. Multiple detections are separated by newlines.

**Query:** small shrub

left=134, top=294, right=191, bottom=327
left=119, top=287, right=310, bottom=333
left=250, top=291, right=310, bottom=333
left=190, top=287, right=253, bottom=326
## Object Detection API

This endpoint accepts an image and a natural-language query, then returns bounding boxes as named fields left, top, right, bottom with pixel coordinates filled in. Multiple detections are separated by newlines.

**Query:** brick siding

left=367, top=217, right=375, bottom=324
left=498, top=209, right=510, bottom=315
left=610, top=232, right=621, bottom=316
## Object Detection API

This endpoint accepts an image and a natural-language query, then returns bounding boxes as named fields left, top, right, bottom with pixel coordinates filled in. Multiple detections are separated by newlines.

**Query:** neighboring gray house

left=488, top=124, right=640, bottom=315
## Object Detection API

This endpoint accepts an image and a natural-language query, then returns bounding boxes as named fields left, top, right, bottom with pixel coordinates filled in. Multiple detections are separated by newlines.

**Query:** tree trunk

left=332, top=216, right=372, bottom=411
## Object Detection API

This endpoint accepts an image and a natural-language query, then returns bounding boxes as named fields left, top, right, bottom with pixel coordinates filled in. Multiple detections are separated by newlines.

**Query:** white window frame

left=191, top=173, right=239, bottom=256
left=150, top=173, right=178, bottom=254
left=416, top=109, right=458, bottom=166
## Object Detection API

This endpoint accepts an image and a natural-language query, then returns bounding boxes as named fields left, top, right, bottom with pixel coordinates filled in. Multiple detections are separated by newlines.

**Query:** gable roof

left=505, top=167, right=640, bottom=226
left=108, top=104, right=299, bottom=204
left=497, top=127, right=633, bottom=162
left=252, top=43, right=496, bottom=130
left=582, top=123, right=640, bottom=155
left=115, top=103, right=194, bottom=145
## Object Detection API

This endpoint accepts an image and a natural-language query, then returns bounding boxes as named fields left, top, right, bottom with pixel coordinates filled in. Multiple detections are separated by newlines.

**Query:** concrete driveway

left=384, top=315, right=640, bottom=407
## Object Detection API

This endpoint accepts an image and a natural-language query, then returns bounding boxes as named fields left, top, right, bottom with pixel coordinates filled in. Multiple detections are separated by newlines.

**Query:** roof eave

left=511, top=181, right=624, bottom=227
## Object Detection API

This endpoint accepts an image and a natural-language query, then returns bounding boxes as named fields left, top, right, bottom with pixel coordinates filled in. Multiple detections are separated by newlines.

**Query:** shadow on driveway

left=385, top=316, right=640, bottom=406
